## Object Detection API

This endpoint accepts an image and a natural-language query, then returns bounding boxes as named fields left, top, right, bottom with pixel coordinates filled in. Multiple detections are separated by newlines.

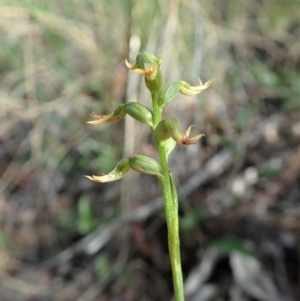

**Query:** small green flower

left=87, top=103, right=154, bottom=126
left=85, top=155, right=162, bottom=183
left=87, top=104, right=126, bottom=124
left=156, top=118, right=205, bottom=145
left=179, top=79, right=213, bottom=96
left=126, top=52, right=162, bottom=92
left=85, top=158, right=130, bottom=183
left=125, top=52, right=161, bottom=80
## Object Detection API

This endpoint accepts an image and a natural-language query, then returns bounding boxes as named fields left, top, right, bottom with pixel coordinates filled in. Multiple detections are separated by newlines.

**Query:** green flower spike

left=86, top=51, right=213, bottom=301
left=156, top=118, right=205, bottom=145
left=179, top=79, right=214, bottom=96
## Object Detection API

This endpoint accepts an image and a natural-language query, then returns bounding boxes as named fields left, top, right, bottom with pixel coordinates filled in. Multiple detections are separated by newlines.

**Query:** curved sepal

left=124, top=103, right=153, bottom=126
left=87, top=104, right=126, bottom=125
left=85, top=155, right=162, bottom=184
left=85, top=158, right=130, bottom=183
left=179, top=79, right=213, bottom=96
left=158, top=82, right=180, bottom=107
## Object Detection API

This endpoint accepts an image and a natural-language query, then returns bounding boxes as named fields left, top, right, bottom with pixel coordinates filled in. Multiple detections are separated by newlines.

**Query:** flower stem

left=152, top=95, right=184, bottom=301
left=158, top=149, right=184, bottom=301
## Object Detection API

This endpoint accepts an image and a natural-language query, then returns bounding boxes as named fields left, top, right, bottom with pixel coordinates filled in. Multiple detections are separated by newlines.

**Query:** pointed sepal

left=178, top=79, right=213, bottom=96
left=87, top=104, right=126, bottom=125
left=85, top=158, right=130, bottom=183
left=85, top=155, right=162, bottom=184
left=155, top=118, right=205, bottom=145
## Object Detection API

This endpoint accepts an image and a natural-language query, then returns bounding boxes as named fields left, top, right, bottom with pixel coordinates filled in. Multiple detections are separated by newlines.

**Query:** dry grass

left=0, top=0, right=299, bottom=299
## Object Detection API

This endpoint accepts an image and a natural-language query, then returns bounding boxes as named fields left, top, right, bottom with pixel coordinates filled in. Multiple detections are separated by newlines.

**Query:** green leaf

left=213, top=237, right=257, bottom=259
left=77, top=196, right=98, bottom=234
left=95, top=255, right=112, bottom=281
left=180, top=208, right=205, bottom=231
left=158, top=82, right=180, bottom=106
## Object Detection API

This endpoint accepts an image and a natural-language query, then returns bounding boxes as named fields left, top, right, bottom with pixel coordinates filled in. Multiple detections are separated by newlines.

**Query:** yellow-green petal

left=178, top=79, right=213, bottom=96
left=87, top=104, right=126, bottom=124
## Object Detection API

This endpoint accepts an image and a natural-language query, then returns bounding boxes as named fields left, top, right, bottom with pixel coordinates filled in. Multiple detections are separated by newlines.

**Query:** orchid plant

left=86, top=52, right=212, bottom=301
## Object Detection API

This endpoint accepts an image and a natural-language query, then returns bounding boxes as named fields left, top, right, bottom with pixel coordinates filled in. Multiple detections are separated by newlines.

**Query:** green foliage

left=284, top=71, right=300, bottom=111
left=77, top=196, right=98, bottom=235
left=234, top=109, right=255, bottom=133
left=95, top=254, right=112, bottom=281
left=213, top=237, right=257, bottom=259
left=0, top=231, right=18, bottom=252
left=260, top=165, right=282, bottom=179
left=252, top=62, right=281, bottom=88
left=180, top=208, right=205, bottom=232
left=56, top=210, right=76, bottom=230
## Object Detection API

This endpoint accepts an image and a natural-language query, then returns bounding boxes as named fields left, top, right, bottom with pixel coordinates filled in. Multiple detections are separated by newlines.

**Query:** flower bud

left=129, top=155, right=162, bottom=176
left=124, top=103, right=153, bottom=126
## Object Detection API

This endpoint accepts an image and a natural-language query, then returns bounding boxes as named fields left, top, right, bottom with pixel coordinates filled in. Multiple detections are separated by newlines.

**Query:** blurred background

left=0, top=0, right=300, bottom=300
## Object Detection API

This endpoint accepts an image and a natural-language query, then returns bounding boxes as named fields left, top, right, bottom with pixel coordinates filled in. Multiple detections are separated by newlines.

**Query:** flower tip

left=181, top=126, right=205, bottom=145
left=86, top=112, right=103, bottom=124
left=199, top=78, right=214, bottom=88
left=84, top=174, right=108, bottom=183
left=86, top=120, right=99, bottom=124
left=125, top=59, right=134, bottom=69
left=185, top=125, right=194, bottom=137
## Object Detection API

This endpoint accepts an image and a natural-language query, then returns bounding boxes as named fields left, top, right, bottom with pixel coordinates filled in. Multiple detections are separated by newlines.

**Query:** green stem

left=152, top=94, right=184, bottom=301
left=158, top=147, right=184, bottom=301
left=151, top=92, right=162, bottom=125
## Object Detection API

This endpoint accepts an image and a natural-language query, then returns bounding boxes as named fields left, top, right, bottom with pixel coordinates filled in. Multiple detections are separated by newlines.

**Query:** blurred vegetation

left=0, top=0, right=299, bottom=300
